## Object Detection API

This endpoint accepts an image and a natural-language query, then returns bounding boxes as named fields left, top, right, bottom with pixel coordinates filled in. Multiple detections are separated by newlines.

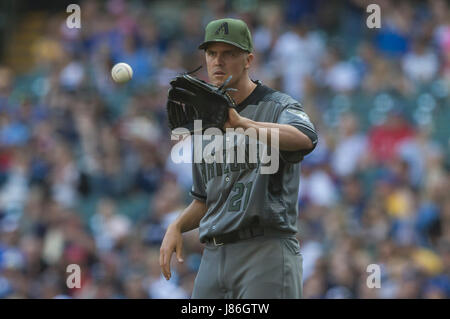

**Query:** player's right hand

left=159, top=223, right=184, bottom=280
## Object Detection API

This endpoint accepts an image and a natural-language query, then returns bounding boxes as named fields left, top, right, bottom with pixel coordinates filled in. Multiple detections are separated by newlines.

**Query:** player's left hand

left=224, top=108, right=246, bottom=129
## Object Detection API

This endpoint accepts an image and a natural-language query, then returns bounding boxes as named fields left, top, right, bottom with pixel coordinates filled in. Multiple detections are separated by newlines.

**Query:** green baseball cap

left=198, top=18, right=253, bottom=52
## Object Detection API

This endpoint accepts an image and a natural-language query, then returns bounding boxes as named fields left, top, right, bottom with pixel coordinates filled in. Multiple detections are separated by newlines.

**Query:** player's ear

left=244, top=53, right=254, bottom=70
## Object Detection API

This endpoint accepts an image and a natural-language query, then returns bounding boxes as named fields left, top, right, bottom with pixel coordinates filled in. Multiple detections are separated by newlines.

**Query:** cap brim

left=198, top=40, right=251, bottom=52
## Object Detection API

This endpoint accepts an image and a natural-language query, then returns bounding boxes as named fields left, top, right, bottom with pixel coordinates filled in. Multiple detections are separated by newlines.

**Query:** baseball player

left=160, top=18, right=318, bottom=298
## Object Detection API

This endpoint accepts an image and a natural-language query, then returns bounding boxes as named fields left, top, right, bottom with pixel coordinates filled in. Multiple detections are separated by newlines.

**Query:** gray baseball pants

left=191, top=235, right=303, bottom=299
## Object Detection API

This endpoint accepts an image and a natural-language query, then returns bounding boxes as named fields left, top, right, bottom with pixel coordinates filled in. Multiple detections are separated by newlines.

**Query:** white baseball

left=111, top=63, right=133, bottom=83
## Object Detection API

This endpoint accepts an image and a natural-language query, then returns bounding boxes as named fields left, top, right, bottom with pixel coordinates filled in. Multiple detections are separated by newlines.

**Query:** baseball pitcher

left=160, top=18, right=318, bottom=299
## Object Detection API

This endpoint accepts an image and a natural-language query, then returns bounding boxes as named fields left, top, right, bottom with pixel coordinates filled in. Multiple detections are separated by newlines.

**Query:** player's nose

left=213, top=54, right=225, bottom=66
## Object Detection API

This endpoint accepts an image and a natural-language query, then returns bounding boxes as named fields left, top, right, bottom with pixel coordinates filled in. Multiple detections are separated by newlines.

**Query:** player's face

left=205, top=42, right=251, bottom=87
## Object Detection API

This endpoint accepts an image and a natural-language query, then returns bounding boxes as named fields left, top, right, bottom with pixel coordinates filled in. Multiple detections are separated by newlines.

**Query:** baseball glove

left=166, top=68, right=237, bottom=134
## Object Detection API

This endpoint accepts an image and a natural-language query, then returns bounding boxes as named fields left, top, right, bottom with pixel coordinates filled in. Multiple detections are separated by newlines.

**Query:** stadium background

left=0, top=0, right=449, bottom=298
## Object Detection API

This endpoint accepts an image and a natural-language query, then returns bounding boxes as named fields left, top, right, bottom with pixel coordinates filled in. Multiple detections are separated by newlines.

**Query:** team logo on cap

left=215, top=22, right=229, bottom=35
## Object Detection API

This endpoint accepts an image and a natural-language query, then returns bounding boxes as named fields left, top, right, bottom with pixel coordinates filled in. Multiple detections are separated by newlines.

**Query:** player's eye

left=223, top=51, right=233, bottom=59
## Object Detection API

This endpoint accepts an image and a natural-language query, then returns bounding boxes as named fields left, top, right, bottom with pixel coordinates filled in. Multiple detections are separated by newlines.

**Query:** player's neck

left=229, top=78, right=257, bottom=105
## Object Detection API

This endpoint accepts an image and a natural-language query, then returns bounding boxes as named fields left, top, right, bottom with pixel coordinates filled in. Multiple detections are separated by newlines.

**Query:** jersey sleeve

left=277, top=103, right=318, bottom=163
left=190, top=162, right=207, bottom=202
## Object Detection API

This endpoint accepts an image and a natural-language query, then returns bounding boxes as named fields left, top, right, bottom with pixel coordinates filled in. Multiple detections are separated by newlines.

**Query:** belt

left=205, top=226, right=292, bottom=246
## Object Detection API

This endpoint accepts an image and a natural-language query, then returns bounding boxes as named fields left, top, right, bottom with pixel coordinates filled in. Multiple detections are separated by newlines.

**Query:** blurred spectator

left=315, top=46, right=359, bottom=93
left=374, top=1, right=412, bottom=57
left=331, top=113, right=367, bottom=177
left=90, top=197, right=131, bottom=252
left=253, top=4, right=283, bottom=61
left=269, top=20, right=325, bottom=99
left=142, top=178, right=184, bottom=246
left=368, top=110, right=416, bottom=164
left=402, top=38, right=439, bottom=84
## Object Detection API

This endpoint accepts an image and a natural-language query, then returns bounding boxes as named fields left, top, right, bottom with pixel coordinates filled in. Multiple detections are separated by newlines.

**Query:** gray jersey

left=190, top=82, right=318, bottom=243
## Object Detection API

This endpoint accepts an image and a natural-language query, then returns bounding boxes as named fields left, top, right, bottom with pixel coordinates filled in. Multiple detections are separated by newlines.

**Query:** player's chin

left=211, top=74, right=227, bottom=86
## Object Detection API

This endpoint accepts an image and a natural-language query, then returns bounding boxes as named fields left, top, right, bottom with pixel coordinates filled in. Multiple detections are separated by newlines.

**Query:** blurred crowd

left=0, top=0, right=449, bottom=298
